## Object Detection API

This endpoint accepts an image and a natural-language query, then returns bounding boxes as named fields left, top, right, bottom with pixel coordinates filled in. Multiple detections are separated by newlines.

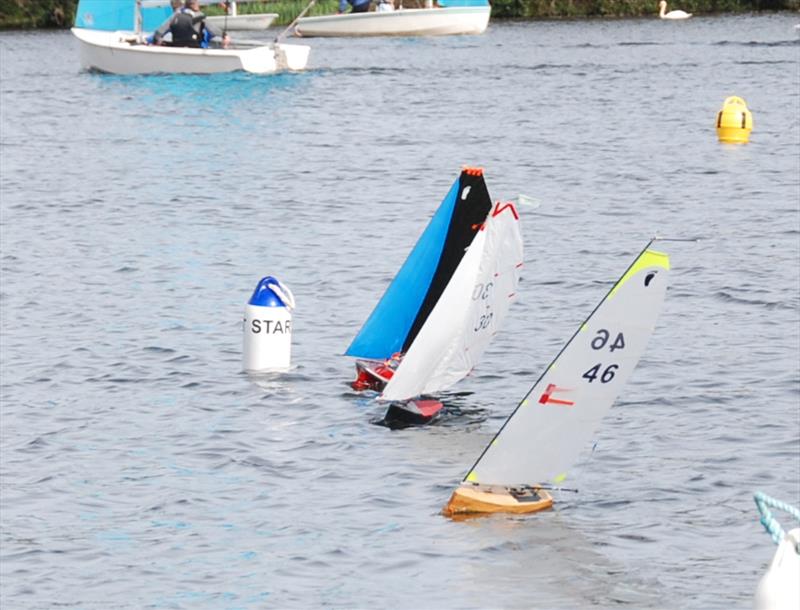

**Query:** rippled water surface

left=1, top=13, right=799, bottom=609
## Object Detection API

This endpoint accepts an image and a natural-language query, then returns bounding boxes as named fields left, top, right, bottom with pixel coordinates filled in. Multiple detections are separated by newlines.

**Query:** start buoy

left=243, top=276, right=294, bottom=372
left=716, top=96, right=753, bottom=144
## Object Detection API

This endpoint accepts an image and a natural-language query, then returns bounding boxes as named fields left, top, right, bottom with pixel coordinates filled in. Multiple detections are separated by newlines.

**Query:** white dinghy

left=205, top=1, right=278, bottom=31
left=294, top=1, right=489, bottom=37
left=206, top=14, right=279, bottom=31
left=443, top=242, right=670, bottom=517
left=72, top=0, right=309, bottom=75
left=72, top=27, right=309, bottom=74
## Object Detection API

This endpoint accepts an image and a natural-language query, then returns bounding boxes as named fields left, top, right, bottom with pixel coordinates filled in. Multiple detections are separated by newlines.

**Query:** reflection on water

left=92, top=70, right=313, bottom=116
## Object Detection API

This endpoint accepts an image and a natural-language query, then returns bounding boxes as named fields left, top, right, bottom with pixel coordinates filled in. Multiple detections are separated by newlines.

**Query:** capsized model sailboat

left=346, top=167, right=523, bottom=424
left=443, top=242, right=670, bottom=516
left=205, top=1, right=279, bottom=31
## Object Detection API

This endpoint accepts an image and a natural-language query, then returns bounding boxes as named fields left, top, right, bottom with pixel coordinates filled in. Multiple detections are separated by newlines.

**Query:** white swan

left=659, top=0, right=692, bottom=19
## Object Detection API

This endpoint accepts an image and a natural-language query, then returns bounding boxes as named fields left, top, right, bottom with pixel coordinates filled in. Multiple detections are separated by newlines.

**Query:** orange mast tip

left=461, top=166, right=484, bottom=176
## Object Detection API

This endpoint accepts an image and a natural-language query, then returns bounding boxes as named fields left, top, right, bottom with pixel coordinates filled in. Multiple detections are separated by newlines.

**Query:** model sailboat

left=443, top=242, right=670, bottom=516
left=346, top=167, right=523, bottom=424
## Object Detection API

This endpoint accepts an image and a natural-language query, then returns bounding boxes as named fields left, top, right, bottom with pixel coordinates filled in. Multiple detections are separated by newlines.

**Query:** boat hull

left=443, top=484, right=553, bottom=517
left=205, top=13, right=279, bottom=31
left=294, top=6, right=490, bottom=37
left=72, top=28, right=309, bottom=74
left=351, top=358, right=399, bottom=391
left=383, top=399, right=444, bottom=427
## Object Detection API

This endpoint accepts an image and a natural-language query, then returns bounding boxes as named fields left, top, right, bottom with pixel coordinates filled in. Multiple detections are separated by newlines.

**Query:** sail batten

left=464, top=243, right=669, bottom=487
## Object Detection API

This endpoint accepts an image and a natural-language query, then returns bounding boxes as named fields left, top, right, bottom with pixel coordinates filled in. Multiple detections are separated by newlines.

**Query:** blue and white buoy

left=243, top=276, right=294, bottom=372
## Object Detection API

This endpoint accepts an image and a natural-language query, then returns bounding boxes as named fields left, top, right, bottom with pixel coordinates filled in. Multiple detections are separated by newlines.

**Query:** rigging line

left=135, top=0, right=144, bottom=40
left=275, top=0, right=318, bottom=42
left=531, top=485, right=579, bottom=493
left=461, top=239, right=657, bottom=482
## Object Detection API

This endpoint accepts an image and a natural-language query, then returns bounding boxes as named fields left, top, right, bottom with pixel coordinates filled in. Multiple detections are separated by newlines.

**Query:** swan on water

left=659, top=0, right=692, bottom=19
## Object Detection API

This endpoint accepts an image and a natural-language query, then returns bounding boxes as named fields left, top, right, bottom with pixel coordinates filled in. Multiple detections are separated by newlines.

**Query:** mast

left=135, top=0, right=143, bottom=39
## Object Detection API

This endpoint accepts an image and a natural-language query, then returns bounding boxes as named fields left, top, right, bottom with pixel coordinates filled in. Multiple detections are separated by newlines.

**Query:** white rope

left=269, top=279, right=295, bottom=311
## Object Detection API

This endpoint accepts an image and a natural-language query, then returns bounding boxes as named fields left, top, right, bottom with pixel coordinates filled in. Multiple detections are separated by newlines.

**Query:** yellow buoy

left=716, top=96, right=753, bottom=144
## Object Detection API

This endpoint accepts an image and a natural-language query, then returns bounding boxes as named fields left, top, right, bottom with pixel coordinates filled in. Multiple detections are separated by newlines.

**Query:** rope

left=275, top=0, right=317, bottom=42
left=268, top=279, right=295, bottom=311
left=754, top=492, right=800, bottom=545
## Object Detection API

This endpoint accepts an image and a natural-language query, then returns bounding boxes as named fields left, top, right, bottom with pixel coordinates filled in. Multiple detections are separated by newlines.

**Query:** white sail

left=464, top=247, right=669, bottom=487
left=380, top=202, right=523, bottom=401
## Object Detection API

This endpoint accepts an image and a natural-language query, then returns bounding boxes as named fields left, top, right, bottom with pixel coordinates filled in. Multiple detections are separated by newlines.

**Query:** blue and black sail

left=346, top=168, right=492, bottom=360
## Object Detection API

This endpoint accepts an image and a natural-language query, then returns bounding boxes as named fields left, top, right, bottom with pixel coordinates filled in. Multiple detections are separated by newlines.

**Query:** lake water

left=1, top=12, right=798, bottom=609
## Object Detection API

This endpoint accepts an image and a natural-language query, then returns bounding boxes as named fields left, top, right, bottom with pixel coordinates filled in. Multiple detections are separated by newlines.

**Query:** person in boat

left=338, top=0, right=372, bottom=14
left=150, top=0, right=230, bottom=48
left=376, top=0, right=395, bottom=11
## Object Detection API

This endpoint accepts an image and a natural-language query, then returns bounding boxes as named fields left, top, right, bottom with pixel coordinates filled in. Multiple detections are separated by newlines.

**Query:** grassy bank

left=489, top=0, right=798, bottom=17
left=0, top=0, right=75, bottom=28
left=0, top=0, right=797, bottom=29
left=205, top=0, right=341, bottom=23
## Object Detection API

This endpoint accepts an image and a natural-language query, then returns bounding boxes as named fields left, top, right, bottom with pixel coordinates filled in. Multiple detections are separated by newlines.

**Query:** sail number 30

left=472, top=282, right=494, bottom=332
left=583, top=329, right=625, bottom=383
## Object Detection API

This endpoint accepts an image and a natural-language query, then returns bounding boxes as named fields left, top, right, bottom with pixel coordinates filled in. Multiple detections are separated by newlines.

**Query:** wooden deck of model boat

left=443, top=484, right=553, bottom=517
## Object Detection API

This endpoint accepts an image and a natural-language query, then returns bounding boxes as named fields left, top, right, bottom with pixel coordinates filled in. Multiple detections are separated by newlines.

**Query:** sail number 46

left=582, top=363, right=618, bottom=383
left=584, top=329, right=624, bottom=383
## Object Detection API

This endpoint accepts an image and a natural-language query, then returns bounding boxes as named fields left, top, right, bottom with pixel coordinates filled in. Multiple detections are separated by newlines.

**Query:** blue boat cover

left=74, top=0, right=172, bottom=32
left=345, top=178, right=460, bottom=360
left=437, top=0, right=490, bottom=6
left=248, top=277, right=288, bottom=308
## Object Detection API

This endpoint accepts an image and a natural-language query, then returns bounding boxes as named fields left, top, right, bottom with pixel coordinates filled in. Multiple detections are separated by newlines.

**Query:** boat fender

left=755, top=528, right=800, bottom=610
left=716, top=96, right=753, bottom=144
left=753, top=492, right=800, bottom=610
left=243, top=276, right=294, bottom=372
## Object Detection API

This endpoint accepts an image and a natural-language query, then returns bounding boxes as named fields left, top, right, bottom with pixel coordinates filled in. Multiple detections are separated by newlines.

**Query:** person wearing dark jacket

left=150, top=0, right=229, bottom=48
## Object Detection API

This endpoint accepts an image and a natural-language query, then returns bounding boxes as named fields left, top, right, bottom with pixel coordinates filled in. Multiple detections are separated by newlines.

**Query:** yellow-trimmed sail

left=609, top=249, right=669, bottom=297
